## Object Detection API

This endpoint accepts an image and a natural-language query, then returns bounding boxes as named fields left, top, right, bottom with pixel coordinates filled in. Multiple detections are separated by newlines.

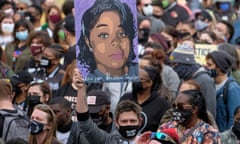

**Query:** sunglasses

left=151, top=132, right=176, bottom=144
left=172, top=103, right=192, bottom=110
left=151, top=132, right=167, bottom=139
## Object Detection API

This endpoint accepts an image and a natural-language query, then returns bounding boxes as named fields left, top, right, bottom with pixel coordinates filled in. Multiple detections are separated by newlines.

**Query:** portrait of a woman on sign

left=75, top=0, right=138, bottom=82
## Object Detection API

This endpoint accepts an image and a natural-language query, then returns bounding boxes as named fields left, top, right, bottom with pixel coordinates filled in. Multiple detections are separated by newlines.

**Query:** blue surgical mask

left=15, top=30, right=28, bottom=41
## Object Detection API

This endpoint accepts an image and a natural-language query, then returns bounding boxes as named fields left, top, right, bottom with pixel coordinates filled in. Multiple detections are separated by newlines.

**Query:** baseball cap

left=87, top=90, right=110, bottom=113
left=10, top=71, right=33, bottom=86
left=63, top=14, right=75, bottom=33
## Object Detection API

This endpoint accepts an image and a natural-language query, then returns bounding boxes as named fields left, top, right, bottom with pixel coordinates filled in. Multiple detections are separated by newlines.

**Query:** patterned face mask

left=173, top=108, right=192, bottom=124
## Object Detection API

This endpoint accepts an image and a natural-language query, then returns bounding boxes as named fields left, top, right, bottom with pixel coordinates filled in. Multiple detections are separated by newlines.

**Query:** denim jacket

left=216, top=76, right=240, bottom=132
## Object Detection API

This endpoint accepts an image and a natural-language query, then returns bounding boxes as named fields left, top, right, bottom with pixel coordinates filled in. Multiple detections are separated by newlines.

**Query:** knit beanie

left=207, top=50, right=235, bottom=73
left=170, top=44, right=196, bottom=65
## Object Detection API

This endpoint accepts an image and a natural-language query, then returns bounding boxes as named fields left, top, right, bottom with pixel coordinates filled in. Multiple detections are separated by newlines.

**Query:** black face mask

left=26, top=95, right=41, bottom=106
left=206, top=69, right=218, bottom=78
left=24, top=11, right=36, bottom=23
left=118, top=125, right=140, bottom=139
left=29, top=120, right=44, bottom=135
left=90, top=112, right=106, bottom=126
left=138, top=28, right=150, bottom=45
left=173, top=108, right=192, bottom=125
left=132, top=81, right=144, bottom=93
left=233, top=121, right=240, bottom=139
left=40, top=56, right=52, bottom=68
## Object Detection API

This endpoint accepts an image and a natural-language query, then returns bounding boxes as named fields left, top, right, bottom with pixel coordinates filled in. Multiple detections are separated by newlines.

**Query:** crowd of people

left=0, top=0, right=240, bottom=143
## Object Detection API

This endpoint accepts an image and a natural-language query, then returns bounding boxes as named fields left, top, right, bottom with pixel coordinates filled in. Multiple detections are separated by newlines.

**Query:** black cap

left=87, top=90, right=110, bottom=113
left=63, top=14, right=75, bottom=33
left=10, top=71, right=33, bottom=86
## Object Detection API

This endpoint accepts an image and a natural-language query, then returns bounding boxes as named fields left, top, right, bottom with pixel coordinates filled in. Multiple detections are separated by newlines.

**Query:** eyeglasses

left=172, top=103, right=192, bottom=110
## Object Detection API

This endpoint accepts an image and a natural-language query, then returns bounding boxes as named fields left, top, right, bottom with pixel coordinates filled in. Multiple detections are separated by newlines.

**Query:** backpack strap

left=4, top=116, right=16, bottom=141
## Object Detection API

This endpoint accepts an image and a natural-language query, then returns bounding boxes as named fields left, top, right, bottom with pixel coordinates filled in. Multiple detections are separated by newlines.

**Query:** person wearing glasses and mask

left=159, top=80, right=221, bottom=144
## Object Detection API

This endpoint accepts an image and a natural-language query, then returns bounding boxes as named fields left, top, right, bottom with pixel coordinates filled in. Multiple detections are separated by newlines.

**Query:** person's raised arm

left=74, top=70, right=88, bottom=113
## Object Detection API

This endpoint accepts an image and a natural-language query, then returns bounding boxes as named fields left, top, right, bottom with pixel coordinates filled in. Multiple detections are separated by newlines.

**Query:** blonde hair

left=29, top=104, right=56, bottom=144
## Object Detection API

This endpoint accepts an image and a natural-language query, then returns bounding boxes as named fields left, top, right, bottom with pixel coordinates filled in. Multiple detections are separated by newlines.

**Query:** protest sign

left=74, top=0, right=138, bottom=82
left=195, top=44, right=218, bottom=65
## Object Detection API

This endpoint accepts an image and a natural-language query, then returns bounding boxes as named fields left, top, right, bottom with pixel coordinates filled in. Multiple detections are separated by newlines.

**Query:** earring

left=89, top=47, right=93, bottom=52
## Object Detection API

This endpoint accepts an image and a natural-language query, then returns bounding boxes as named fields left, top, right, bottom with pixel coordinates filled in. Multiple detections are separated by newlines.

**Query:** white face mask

left=142, top=4, right=153, bottom=16
left=1, top=23, right=14, bottom=33
left=4, top=8, right=14, bottom=16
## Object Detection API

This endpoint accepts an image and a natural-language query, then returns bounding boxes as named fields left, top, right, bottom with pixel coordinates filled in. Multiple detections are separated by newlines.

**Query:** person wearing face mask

left=0, top=1, right=15, bottom=17
left=159, top=80, right=221, bottom=144
left=87, top=90, right=115, bottom=133
left=25, top=5, right=43, bottom=31
left=42, top=5, right=62, bottom=38
left=220, top=105, right=240, bottom=143
left=213, top=0, right=237, bottom=23
left=10, top=70, right=33, bottom=111
left=23, top=31, right=51, bottom=79
left=26, top=80, right=52, bottom=117
left=137, top=15, right=152, bottom=57
left=75, top=70, right=143, bottom=144
left=0, top=15, right=14, bottom=50
left=29, top=104, right=62, bottom=144
left=215, top=20, right=234, bottom=43
left=5, top=18, right=33, bottom=72
left=136, top=0, right=166, bottom=34
left=170, top=43, right=217, bottom=118
left=205, top=50, right=240, bottom=132
left=49, top=97, right=89, bottom=144
left=38, top=44, right=65, bottom=96
left=120, top=65, right=170, bottom=133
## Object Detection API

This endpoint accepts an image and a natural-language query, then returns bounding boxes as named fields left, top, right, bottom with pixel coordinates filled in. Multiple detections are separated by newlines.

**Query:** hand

left=75, top=68, right=88, bottom=113
left=135, top=131, right=152, bottom=144
left=72, top=68, right=85, bottom=90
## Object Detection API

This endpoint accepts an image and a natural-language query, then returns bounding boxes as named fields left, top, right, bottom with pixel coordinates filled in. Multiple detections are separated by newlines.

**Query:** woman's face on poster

left=86, top=11, right=130, bottom=75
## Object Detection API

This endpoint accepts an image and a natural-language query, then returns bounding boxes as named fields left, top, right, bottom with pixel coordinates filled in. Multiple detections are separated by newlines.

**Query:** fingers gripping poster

left=74, top=0, right=138, bottom=83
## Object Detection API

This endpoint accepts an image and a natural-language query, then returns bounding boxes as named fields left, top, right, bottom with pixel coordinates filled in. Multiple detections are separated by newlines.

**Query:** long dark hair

left=181, top=80, right=211, bottom=125
left=77, top=0, right=137, bottom=74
